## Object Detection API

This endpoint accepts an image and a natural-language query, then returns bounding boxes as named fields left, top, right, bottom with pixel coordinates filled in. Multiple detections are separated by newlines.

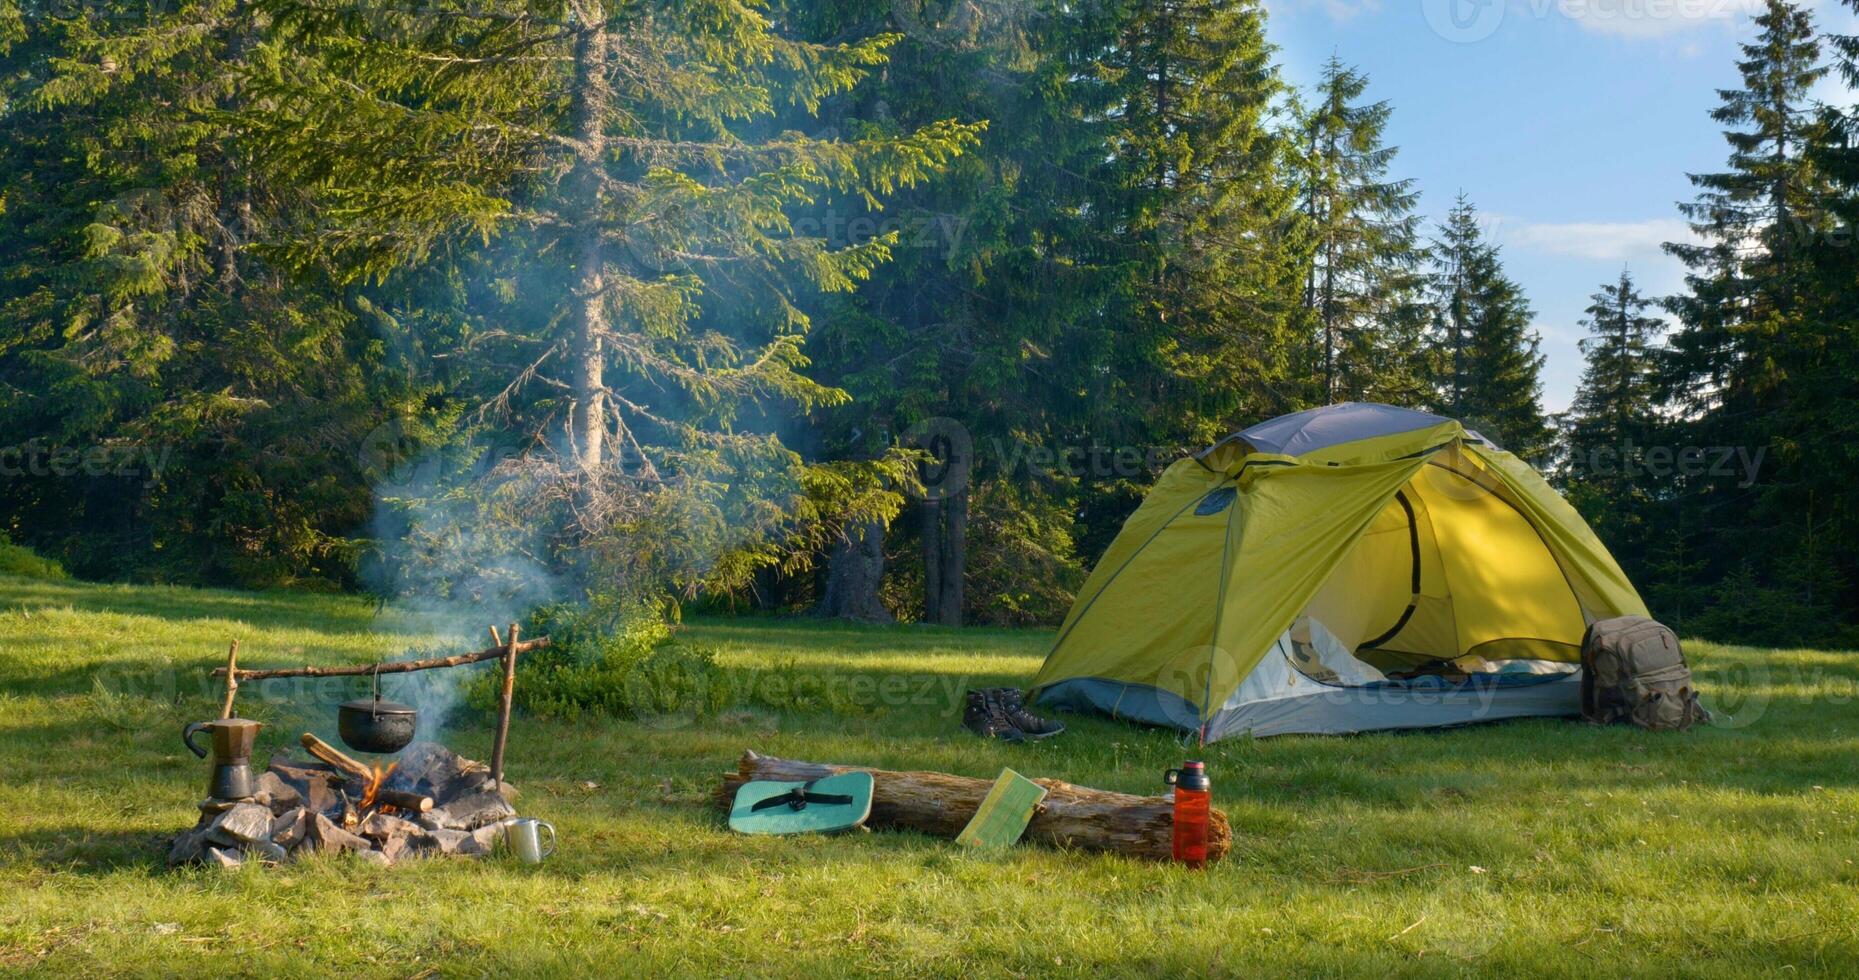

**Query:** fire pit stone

left=271, top=807, right=310, bottom=849
left=252, top=771, right=302, bottom=811
left=305, top=812, right=373, bottom=855
left=423, top=786, right=517, bottom=831
left=204, top=803, right=276, bottom=848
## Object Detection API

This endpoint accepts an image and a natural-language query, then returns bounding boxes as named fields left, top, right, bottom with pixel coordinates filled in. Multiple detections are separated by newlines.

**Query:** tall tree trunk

left=817, top=518, right=893, bottom=623
left=937, top=484, right=967, bottom=627
left=568, top=16, right=610, bottom=472
left=1321, top=132, right=1337, bottom=402
left=922, top=498, right=943, bottom=623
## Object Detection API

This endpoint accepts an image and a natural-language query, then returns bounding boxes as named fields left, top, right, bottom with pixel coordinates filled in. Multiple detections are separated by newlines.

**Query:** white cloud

left=1273, top=0, right=1383, bottom=21
left=1501, top=216, right=1701, bottom=299
left=1546, top=0, right=1764, bottom=39
left=1502, top=217, right=1695, bottom=262
left=1531, top=319, right=1586, bottom=343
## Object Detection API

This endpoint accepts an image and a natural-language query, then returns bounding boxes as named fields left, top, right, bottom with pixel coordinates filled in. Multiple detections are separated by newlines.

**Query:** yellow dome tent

left=1028, top=403, right=1648, bottom=740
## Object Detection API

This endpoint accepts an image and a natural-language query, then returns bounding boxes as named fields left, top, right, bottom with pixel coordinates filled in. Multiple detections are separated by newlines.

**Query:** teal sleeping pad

left=727, top=772, right=875, bottom=835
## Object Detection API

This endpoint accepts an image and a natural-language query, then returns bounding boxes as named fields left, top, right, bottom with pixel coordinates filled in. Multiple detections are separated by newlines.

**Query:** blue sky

left=1268, top=0, right=1857, bottom=411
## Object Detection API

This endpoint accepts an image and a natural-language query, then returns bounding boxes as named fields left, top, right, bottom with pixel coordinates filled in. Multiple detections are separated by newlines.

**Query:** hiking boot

left=997, top=688, right=1066, bottom=739
left=963, top=689, right=1024, bottom=742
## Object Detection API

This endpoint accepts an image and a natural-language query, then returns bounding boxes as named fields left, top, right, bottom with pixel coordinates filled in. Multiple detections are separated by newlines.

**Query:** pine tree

left=1664, top=0, right=1855, bottom=641
left=0, top=0, right=418, bottom=585
left=1563, top=270, right=1665, bottom=572
left=783, top=0, right=1115, bottom=624
left=1088, top=0, right=1305, bottom=438
left=1043, top=0, right=1309, bottom=571
left=1427, top=195, right=1551, bottom=458
left=1568, top=271, right=1663, bottom=464
left=1666, top=0, right=1830, bottom=420
left=1295, top=56, right=1424, bottom=404
left=248, top=0, right=980, bottom=601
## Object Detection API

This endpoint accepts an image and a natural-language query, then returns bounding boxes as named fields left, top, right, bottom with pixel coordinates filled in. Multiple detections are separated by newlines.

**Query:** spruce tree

left=1295, top=56, right=1424, bottom=404
left=0, top=0, right=416, bottom=585
left=1042, top=0, right=1309, bottom=574
left=1666, top=0, right=1829, bottom=419
left=1090, top=0, right=1305, bottom=444
left=1665, top=0, right=1854, bottom=641
left=781, top=0, right=1114, bottom=624
left=248, top=0, right=980, bottom=601
left=1563, top=270, right=1664, bottom=573
left=1427, top=196, right=1551, bottom=458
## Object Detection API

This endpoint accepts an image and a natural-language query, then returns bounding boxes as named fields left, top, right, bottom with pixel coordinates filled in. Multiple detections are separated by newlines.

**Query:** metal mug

left=501, top=818, right=556, bottom=863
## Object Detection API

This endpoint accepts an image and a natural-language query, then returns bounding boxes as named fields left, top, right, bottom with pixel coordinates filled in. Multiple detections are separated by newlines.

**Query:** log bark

left=715, top=751, right=1228, bottom=864
left=214, top=637, right=549, bottom=681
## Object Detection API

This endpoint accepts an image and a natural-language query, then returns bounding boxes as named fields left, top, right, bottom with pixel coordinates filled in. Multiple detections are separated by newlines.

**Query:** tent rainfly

left=1028, top=403, right=1649, bottom=740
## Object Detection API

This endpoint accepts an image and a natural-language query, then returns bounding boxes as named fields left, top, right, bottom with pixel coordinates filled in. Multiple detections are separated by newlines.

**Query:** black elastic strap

left=1361, top=490, right=1421, bottom=650
left=749, top=780, right=853, bottom=812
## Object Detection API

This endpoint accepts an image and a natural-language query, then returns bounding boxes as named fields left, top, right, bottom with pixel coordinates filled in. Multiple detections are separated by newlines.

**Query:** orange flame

left=359, top=760, right=399, bottom=812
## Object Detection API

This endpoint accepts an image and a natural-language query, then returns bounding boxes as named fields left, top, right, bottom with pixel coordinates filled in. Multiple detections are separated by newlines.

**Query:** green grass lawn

left=1, top=573, right=1856, bottom=976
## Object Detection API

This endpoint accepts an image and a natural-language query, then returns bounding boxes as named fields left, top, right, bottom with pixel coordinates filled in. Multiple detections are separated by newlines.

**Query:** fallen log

left=213, top=636, right=551, bottom=681
left=715, top=750, right=1229, bottom=864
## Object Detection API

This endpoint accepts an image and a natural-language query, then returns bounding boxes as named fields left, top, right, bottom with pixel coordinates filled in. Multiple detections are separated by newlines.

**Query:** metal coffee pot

left=182, top=717, right=263, bottom=801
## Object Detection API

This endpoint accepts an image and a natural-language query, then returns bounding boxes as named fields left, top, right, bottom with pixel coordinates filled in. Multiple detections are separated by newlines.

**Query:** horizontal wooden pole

left=213, top=636, right=550, bottom=681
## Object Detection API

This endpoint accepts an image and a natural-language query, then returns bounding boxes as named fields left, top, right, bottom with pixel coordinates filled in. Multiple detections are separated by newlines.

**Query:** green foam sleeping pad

left=727, top=772, right=875, bottom=835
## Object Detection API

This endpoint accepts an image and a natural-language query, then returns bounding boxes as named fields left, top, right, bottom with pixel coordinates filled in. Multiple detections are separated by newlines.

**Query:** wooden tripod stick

left=219, top=640, right=240, bottom=719
left=489, top=623, right=520, bottom=788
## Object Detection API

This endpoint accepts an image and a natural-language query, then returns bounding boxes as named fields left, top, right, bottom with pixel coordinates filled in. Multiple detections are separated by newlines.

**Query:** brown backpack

left=1580, top=616, right=1709, bottom=730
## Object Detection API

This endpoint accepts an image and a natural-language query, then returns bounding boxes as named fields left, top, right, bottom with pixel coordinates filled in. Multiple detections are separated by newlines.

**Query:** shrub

left=469, top=599, right=731, bottom=722
left=0, top=536, right=68, bottom=581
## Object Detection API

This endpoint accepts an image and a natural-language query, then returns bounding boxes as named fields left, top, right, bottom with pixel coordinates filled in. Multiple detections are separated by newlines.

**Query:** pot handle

left=537, top=820, right=556, bottom=858
left=182, top=720, right=211, bottom=759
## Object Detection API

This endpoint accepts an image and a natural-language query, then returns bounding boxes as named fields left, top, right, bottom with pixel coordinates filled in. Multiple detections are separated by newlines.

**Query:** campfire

left=169, top=739, right=519, bottom=868
left=168, top=627, right=545, bottom=869
left=359, top=760, right=398, bottom=812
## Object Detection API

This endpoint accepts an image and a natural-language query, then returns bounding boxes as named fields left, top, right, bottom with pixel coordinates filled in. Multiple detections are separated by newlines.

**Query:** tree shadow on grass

left=0, top=827, right=169, bottom=875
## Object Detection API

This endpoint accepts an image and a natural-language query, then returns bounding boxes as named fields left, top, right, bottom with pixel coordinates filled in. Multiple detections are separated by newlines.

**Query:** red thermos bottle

left=1166, top=761, right=1211, bottom=868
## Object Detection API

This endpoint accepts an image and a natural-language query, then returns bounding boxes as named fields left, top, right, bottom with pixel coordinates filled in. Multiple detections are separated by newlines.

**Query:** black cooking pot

left=338, top=664, right=418, bottom=754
